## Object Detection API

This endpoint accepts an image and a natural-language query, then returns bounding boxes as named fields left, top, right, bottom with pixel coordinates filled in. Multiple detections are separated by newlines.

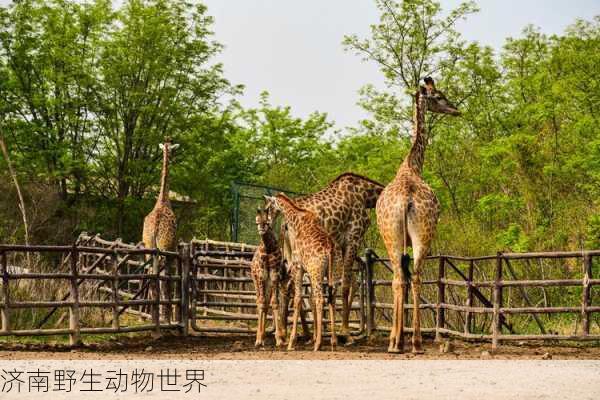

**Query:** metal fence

left=230, top=181, right=303, bottom=244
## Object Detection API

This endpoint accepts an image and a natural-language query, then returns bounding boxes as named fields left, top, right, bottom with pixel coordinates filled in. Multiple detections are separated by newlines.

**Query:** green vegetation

left=0, top=0, right=599, bottom=259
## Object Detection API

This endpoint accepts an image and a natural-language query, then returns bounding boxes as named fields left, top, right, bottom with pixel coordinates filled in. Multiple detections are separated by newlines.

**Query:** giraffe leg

left=411, top=247, right=426, bottom=354
left=278, top=280, right=289, bottom=344
left=388, top=256, right=406, bottom=353
left=340, top=259, right=357, bottom=344
left=287, top=264, right=303, bottom=351
left=328, top=285, right=337, bottom=350
left=299, top=299, right=311, bottom=341
left=270, top=271, right=284, bottom=347
left=340, top=251, right=353, bottom=337
left=313, top=286, right=324, bottom=352
left=252, top=272, right=265, bottom=347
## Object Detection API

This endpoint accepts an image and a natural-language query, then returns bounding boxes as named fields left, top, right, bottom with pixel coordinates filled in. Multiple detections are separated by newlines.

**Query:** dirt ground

left=1, top=334, right=599, bottom=360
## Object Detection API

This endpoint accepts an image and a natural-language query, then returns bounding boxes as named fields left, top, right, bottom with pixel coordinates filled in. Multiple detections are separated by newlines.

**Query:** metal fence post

left=180, top=243, right=191, bottom=336
left=435, top=256, right=445, bottom=342
left=364, top=249, right=375, bottom=336
left=492, top=253, right=503, bottom=350
left=69, top=245, right=81, bottom=346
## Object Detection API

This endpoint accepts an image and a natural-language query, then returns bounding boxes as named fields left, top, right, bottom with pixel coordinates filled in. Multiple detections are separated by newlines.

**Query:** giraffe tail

left=401, top=201, right=412, bottom=283
left=325, top=249, right=335, bottom=305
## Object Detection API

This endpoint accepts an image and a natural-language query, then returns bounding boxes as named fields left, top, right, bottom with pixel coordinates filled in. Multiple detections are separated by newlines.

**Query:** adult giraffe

left=376, top=77, right=460, bottom=353
left=265, top=172, right=384, bottom=340
left=142, top=138, right=179, bottom=251
left=141, top=138, right=179, bottom=321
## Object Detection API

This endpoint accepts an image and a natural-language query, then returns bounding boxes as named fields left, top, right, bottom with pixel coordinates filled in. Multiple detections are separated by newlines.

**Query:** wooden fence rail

left=0, top=240, right=185, bottom=344
left=364, top=249, right=600, bottom=349
left=0, top=235, right=599, bottom=350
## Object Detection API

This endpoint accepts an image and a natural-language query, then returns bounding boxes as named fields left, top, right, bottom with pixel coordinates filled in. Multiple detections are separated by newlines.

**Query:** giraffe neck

left=157, top=145, right=170, bottom=206
left=260, top=228, right=279, bottom=254
left=276, top=196, right=303, bottom=232
left=353, top=179, right=384, bottom=209
left=403, top=91, right=428, bottom=175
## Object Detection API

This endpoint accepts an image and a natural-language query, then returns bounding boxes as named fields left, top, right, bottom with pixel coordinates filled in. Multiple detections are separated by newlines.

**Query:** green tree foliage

left=0, top=0, right=599, bottom=258
left=342, top=1, right=600, bottom=255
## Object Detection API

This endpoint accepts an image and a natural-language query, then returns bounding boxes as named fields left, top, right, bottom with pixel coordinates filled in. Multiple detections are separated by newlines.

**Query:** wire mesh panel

left=230, top=182, right=303, bottom=244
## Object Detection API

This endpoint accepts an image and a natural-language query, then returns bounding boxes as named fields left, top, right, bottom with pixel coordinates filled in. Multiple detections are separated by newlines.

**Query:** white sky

left=203, top=0, right=600, bottom=130
left=1, top=0, right=599, bottom=130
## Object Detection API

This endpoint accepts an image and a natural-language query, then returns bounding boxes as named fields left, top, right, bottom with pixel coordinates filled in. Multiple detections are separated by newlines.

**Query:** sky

left=202, top=0, right=600, bottom=130
left=1, top=0, right=599, bottom=129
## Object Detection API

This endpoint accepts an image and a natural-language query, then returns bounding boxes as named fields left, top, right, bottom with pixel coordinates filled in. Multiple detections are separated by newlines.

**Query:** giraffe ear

left=170, top=143, right=180, bottom=151
left=419, top=85, right=427, bottom=95
left=159, top=143, right=165, bottom=150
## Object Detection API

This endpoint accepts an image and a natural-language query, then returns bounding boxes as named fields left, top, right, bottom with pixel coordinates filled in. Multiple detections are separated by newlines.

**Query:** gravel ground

left=1, top=334, right=599, bottom=360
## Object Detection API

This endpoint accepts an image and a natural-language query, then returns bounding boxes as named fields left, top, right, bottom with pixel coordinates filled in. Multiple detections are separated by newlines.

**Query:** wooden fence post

left=492, top=253, right=503, bottom=351
left=180, top=243, right=191, bottom=336
left=111, top=251, right=120, bottom=331
left=582, top=253, right=592, bottom=336
left=464, top=260, right=474, bottom=335
left=1, top=251, right=10, bottom=334
left=152, top=252, right=161, bottom=339
left=435, top=257, right=446, bottom=342
left=69, top=245, right=81, bottom=346
left=364, top=249, right=375, bottom=336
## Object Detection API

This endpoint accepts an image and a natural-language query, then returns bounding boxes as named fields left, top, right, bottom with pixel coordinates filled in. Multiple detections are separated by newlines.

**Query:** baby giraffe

left=251, top=207, right=286, bottom=347
left=265, top=193, right=342, bottom=351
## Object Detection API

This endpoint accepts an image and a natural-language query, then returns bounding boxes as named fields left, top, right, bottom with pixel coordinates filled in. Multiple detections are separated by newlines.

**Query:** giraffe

left=142, top=138, right=179, bottom=251
left=250, top=207, right=286, bottom=347
left=142, top=138, right=179, bottom=320
left=376, top=77, right=460, bottom=354
left=266, top=193, right=342, bottom=351
left=265, top=173, right=384, bottom=341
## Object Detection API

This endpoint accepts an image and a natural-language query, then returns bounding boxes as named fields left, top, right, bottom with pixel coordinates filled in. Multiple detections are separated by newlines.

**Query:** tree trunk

left=0, top=133, right=32, bottom=266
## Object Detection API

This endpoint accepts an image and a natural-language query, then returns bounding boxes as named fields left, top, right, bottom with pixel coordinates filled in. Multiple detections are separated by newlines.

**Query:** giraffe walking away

left=265, top=172, right=383, bottom=341
left=250, top=207, right=286, bottom=347
left=376, top=77, right=460, bottom=354
left=142, top=138, right=179, bottom=321
left=142, top=138, right=179, bottom=251
left=266, top=193, right=342, bottom=351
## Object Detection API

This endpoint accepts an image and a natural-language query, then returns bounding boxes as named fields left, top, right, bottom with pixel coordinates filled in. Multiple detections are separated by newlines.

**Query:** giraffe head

left=255, top=207, right=274, bottom=236
left=419, top=77, right=460, bottom=116
left=159, top=137, right=180, bottom=155
left=263, top=195, right=282, bottom=218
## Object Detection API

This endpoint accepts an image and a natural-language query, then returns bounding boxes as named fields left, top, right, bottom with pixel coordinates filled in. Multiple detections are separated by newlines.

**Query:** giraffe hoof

left=388, top=344, right=403, bottom=354
left=412, top=347, right=425, bottom=355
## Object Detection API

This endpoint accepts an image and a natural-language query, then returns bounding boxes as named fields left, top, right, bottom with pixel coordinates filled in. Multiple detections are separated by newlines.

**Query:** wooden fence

left=0, top=238, right=187, bottom=345
left=364, top=249, right=600, bottom=349
left=189, top=239, right=366, bottom=336
left=1, top=235, right=599, bottom=349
